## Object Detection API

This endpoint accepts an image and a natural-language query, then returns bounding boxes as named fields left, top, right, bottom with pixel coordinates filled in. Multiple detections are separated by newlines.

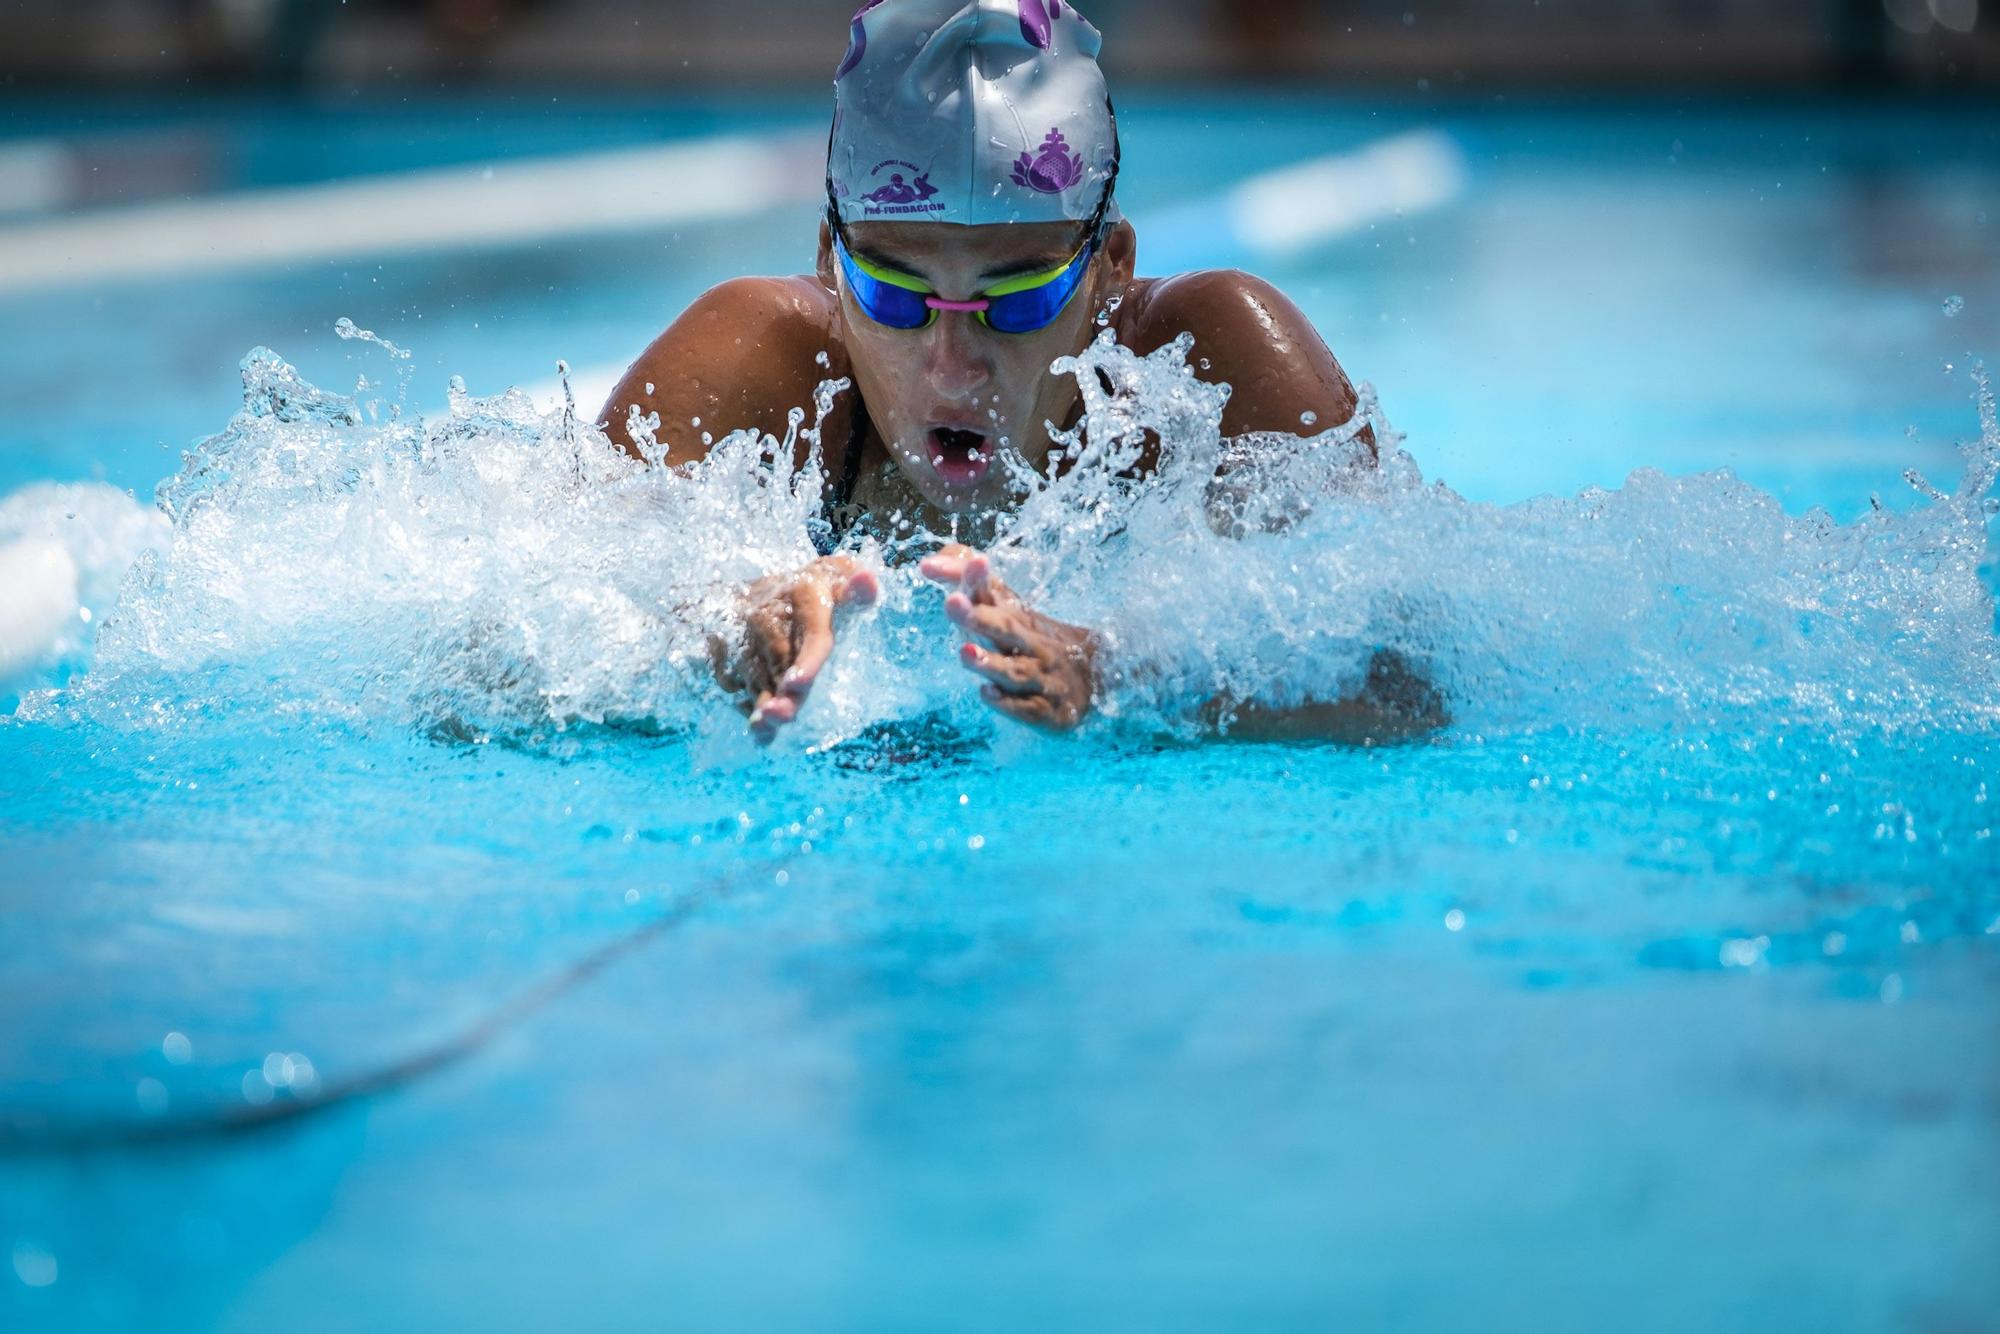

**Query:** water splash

left=7, top=324, right=1998, bottom=746
left=0, top=483, right=171, bottom=688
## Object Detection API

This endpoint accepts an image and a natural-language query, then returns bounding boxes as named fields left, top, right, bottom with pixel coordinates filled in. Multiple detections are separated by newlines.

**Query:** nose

left=923, top=310, right=992, bottom=400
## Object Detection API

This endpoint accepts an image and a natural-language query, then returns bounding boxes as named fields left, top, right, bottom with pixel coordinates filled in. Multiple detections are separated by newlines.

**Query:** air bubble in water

left=1943, top=294, right=1964, bottom=317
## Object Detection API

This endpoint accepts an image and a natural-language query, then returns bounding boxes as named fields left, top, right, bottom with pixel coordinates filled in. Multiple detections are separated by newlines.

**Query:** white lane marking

left=0, top=132, right=824, bottom=295
left=1228, top=129, right=1467, bottom=256
left=1145, top=128, right=1468, bottom=263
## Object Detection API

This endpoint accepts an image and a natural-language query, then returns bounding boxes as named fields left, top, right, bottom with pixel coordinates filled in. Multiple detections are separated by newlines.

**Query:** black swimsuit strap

left=834, top=400, right=867, bottom=512
left=812, top=398, right=869, bottom=556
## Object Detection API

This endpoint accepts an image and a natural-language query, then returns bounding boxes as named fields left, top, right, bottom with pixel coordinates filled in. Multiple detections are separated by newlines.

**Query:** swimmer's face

left=818, top=218, right=1135, bottom=514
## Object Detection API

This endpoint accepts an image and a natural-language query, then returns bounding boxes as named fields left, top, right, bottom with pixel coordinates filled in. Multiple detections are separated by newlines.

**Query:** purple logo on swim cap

left=1017, top=0, right=1067, bottom=49
left=1011, top=127, right=1085, bottom=194
left=858, top=158, right=946, bottom=216
left=863, top=170, right=938, bottom=205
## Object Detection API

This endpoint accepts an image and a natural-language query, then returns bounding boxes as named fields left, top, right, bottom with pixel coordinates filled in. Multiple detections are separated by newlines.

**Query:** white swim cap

left=828, top=0, right=1119, bottom=228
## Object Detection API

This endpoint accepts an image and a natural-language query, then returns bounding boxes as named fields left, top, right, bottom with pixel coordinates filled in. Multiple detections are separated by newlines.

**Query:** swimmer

left=602, top=0, right=1440, bottom=743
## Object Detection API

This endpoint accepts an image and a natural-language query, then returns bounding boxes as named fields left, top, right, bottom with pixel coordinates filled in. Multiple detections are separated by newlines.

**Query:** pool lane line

left=1140, top=128, right=1468, bottom=271
left=0, top=130, right=826, bottom=296
left=0, top=860, right=781, bottom=1156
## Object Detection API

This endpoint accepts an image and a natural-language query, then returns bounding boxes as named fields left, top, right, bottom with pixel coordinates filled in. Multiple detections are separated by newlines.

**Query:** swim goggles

left=826, top=169, right=1116, bottom=336
left=833, top=231, right=1097, bottom=335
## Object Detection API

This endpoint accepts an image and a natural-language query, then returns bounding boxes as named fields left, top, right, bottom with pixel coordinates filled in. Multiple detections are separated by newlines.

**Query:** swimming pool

left=2, top=91, right=1997, bottom=1332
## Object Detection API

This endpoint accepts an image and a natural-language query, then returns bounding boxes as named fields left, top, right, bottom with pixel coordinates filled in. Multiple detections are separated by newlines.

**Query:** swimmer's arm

left=1195, top=652, right=1447, bottom=744
left=1124, top=273, right=1444, bottom=739
left=596, top=275, right=844, bottom=470
left=926, top=546, right=1447, bottom=743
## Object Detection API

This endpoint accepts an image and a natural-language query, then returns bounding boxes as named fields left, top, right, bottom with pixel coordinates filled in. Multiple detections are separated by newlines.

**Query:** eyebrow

left=851, top=243, right=1076, bottom=287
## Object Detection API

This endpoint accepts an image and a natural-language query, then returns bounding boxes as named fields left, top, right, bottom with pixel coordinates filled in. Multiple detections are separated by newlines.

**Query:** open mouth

left=927, top=427, right=993, bottom=488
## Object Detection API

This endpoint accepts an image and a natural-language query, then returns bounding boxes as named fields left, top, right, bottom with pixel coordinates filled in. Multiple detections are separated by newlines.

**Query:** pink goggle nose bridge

left=924, top=296, right=991, bottom=312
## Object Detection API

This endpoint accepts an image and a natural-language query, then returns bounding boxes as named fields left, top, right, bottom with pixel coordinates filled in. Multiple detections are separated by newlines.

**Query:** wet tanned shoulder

left=1117, top=269, right=1366, bottom=449
left=598, top=276, right=846, bottom=469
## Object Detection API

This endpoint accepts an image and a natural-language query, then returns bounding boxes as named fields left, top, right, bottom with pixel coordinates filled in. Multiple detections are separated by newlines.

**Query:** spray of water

left=4, top=323, right=1997, bottom=745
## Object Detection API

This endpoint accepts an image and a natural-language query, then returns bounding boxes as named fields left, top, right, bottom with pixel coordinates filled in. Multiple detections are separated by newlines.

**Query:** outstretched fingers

left=961, top=643, right=1043, bottom=695
left=921, top=548, right=1010, bottom=607
left=746, top=562, right=879, bottom=744
left=785, top=580, right=838, bottom=696
left=786, top=566, right=878, bottom=693
left=840, top=566, right=882, bottom=608
left=948, top=595, right=1036, bottom=654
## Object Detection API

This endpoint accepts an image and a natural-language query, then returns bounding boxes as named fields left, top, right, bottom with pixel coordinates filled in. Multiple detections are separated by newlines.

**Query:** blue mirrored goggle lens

left=836, top=234, right=1096, bottom=335
left=983, top=247, right=1094, bottom=335
left=837, top=242, right=933, bottom=329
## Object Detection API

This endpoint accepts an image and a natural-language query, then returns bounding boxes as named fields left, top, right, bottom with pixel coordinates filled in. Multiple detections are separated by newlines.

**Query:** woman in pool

left=601, top=0, right=1429, bottom=742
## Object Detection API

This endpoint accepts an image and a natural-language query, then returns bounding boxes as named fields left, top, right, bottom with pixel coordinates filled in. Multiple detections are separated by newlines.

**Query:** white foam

left=0, top=483, right=171, bottom=693
left=0, top=538, right=78, bottom=684
left=12, top=330, right=1999, bottom=745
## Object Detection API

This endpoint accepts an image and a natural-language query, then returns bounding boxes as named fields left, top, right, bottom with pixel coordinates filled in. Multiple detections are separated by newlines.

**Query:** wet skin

left=601, top=217, right=1438, bottom=743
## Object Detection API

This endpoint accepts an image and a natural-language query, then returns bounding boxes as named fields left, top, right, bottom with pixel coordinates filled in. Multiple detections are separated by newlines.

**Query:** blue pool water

left=2, top=92, right=1998, bottom=1331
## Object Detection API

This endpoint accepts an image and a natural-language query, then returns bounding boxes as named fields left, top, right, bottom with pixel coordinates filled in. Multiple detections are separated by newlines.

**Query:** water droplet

left=11, top=1243, right=57, bottom=1288
left=1443, top=908, right=1465, bottom=931
left=136, top=1077, right=169, bottom=1115
left=162, top=1031, right=191, bottom=1064
left=1719, top=935, right=1769, bottom=968
left=1300, top=411, right=1318, bottom=427
left=1942, top=294, right=1964, bottom=317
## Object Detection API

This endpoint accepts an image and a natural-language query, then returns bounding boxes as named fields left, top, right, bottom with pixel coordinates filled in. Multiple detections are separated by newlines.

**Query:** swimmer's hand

left=921, top=545, right=1096, bottom=733
left=711, top=555, right=880, bottom=745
